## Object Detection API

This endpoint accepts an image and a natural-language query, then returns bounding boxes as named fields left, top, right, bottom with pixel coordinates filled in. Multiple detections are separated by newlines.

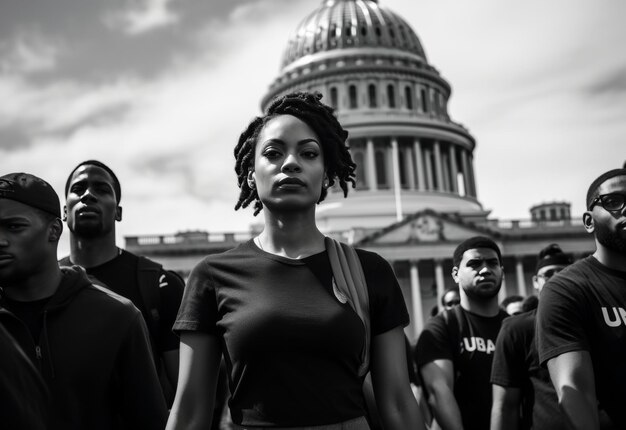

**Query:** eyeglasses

left=589, top=193, right=626, bottom=212
left=536, top=268, right=564, bottom=280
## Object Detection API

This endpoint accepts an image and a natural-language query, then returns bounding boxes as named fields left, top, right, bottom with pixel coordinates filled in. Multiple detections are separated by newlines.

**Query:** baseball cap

left=0, top=173, right=61, bottom=218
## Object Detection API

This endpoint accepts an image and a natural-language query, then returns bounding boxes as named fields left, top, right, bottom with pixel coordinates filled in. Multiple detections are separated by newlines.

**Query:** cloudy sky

left=2, top=0, right=625, bottom=256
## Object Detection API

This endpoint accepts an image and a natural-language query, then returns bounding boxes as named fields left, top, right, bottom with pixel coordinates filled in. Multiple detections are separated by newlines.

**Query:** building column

left=404, top=146, right=416, bottom=190
left=410, top=260, right=424, bottom=337
left=442, top=152, right=451, bottom=192
left=391, top=137, right=403, bottom=221
left=433, top=141, right=444, bottom=192
left=468, top=153, right=477, bottom=198
left=413, top=139, right=426, bottom=191
left=435, top=259, right=446, bottom=310
left=449, top=143, right=458, bottom=193
left=516, top=257, right=527, bottom=296
left=424, top=149, right=434, bottom=191
left=499, top=277, right=508, bottom=303
left=461, top=149, right=471, bottom=197
left=386, top=141, right=394, bottom=188
left=366, top=138, right=377, bottom=191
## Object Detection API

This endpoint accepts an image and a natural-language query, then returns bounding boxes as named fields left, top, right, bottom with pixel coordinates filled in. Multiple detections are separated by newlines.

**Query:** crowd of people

left=0, top=91, right=624, bottom=430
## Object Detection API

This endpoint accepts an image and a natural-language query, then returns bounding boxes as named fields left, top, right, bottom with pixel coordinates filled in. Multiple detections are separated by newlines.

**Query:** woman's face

left=250, top=114, right=326, bottom=213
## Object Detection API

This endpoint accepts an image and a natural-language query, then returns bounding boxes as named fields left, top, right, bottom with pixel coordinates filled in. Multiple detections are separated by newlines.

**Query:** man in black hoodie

left=0, top=172, right=167, bottom=430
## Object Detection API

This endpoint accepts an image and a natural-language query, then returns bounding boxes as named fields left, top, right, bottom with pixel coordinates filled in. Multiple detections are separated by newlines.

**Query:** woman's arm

left=370, top=326, right=427, bottom=430
left=165, top=332, right=223, bottom=430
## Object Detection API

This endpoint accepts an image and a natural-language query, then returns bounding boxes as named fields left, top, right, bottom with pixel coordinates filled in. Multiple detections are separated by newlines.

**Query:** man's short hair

left=64, top=160, right=121, bottom=203
left=586, top=168, right=626, bottom=210
left=453, top=236, right=502, bottom=267
left=0, top=173, right=60, bottom=218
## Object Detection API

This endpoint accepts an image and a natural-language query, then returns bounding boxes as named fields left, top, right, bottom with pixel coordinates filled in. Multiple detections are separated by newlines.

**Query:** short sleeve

left=157, top=270, right=185, bottom=351
left=415, top=313, right=453, bottom=368
left=358, top=250, right=409, bottom=336
left=491, top=317, right=526, bottom=387
left=172, top=258, right=220, bottom=335
left=536, top=279, right=589, bottom=367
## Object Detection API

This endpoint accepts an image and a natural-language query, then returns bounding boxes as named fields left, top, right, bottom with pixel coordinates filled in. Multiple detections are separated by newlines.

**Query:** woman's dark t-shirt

left=174, top=240, right=409, bottom=427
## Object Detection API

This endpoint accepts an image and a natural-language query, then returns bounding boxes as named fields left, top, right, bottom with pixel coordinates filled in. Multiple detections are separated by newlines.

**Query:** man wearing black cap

left=490, top=244, right=571, bottom=430
left=0, top=172, right=167, bottom=429
left=415, top=236, right=508, bottom=430
left=60, top=160, right=184, bottom=404
left=537, top=168, right=626, bottom=430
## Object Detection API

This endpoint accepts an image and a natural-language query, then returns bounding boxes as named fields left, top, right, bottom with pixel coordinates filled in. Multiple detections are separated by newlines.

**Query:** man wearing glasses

left=491, top=244, right=571, bottom=430
left=537, top=168, right=626, bottom=430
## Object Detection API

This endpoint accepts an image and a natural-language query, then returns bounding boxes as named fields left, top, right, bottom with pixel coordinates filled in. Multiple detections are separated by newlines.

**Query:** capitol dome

left=261, top=0, right=487, bottom=233
left=280, top=0, right=427, bottom=70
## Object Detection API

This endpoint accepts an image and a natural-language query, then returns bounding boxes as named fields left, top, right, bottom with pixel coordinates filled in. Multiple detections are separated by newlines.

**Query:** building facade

left=126, top=0, right=594, bottom=340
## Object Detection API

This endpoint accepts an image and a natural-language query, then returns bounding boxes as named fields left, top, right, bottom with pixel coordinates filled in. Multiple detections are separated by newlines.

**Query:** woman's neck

left=258, top=209, right=325, bottom=259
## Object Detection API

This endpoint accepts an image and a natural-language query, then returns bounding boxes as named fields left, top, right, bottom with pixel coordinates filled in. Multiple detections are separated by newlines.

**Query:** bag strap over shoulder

left=324, top=237, right=370, bottom=377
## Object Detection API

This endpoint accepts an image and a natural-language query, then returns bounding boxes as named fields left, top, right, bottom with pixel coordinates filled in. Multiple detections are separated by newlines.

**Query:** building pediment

left=355, top=209, right=499, bottom=246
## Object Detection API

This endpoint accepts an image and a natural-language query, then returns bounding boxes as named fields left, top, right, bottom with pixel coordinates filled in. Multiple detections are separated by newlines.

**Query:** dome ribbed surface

left=281, top=0, right=427, bottom=69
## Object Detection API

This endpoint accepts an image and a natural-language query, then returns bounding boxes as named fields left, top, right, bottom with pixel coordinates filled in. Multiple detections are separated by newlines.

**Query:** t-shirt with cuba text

left=537, top=256, right=626, bottom=428
left=173, top=240, right=409, bottom=427
left=491, top=309, right=565, bottom=430
left=415, top=306, right=508, bottom=430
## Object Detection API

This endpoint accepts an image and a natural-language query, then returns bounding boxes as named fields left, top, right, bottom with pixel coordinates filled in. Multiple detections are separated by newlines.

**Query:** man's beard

left=463, top=279, right=502, bottom=301
left=595, top=221, right=626, bottom=254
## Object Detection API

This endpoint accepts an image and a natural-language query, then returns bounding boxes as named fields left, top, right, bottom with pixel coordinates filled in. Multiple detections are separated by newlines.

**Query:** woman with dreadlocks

left=167, top=92, right=425, bottom=430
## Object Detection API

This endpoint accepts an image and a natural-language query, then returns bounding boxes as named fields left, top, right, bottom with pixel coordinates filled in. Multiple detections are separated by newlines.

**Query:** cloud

left=0, top=30, right=63, bottom=74
left=3, top=0, right=625, bottom=247
left=0, top=76, right=138, bottom=137
left=104, top=0, right=180, bottom=35
left=2, top=0, right=308, bottom=243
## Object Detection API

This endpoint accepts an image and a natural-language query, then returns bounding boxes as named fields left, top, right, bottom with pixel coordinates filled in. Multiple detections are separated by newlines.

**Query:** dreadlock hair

left=234, top=91, right=356, bottom=215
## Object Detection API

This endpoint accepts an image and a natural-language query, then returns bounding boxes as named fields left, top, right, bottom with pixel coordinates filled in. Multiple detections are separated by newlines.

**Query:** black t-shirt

left=491, top=309, right=565, bottom=430
left=63, top=250, right=184, bottom=352
left=174, top=240, right=409, bottom=427
left=537, top=256, right=626, bottom=427
left=415, top=305, right=508, bottom=430
left=1, top=296, right=51, bottom=342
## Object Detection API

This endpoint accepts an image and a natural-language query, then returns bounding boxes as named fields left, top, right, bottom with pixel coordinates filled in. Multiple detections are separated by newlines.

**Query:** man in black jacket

left=0, top=172, right=167, bottom=430
left=61, top=160, right=184, bottom=404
